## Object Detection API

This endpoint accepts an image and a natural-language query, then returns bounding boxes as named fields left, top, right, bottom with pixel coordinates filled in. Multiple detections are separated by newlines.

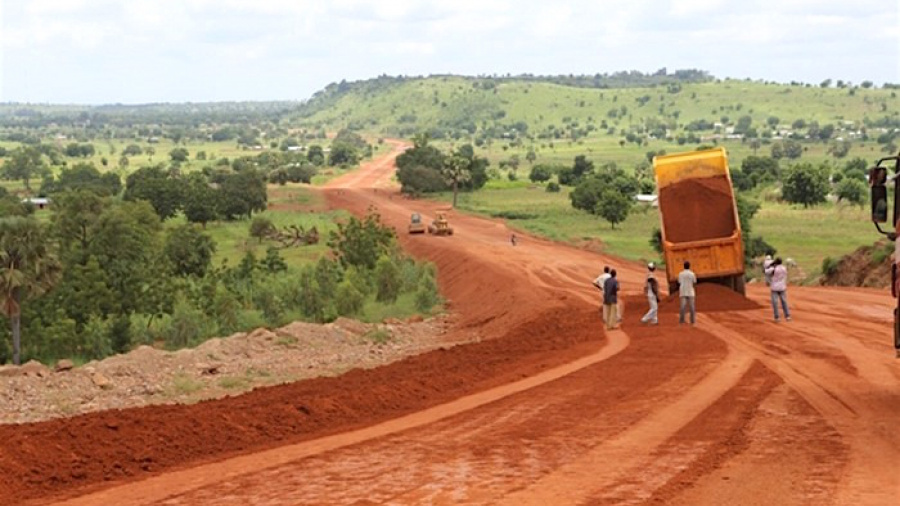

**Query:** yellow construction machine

left=428, top=212, right=454, bottom=236
left=408, top=213, right=426, bottom=234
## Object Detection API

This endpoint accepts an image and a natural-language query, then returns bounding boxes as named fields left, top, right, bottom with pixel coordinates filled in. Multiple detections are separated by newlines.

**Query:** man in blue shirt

left=603, top=269, right=619, bottom=330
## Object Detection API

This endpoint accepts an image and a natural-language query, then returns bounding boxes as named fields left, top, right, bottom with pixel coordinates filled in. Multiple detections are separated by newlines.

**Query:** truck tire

left=668, top=282, right=678, bottom=297
left=733, top=275, right=746, bottom=296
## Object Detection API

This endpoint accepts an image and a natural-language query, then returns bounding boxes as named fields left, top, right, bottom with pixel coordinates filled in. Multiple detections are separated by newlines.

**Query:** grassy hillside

left=295, top=76, right=898, bottom=170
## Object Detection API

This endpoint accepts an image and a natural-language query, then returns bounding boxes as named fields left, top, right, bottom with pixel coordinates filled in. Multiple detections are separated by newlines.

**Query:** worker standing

left=603, top=269, right=620, bottom=330
left=678, top=261, right=697, bottom=325
left=763, top=254, right=774, bottom=286
left=593, top=266, right=611, bottom=312
left=641, top=262, right=660, bottom=325
left=765, top=257, right=791, bottom=322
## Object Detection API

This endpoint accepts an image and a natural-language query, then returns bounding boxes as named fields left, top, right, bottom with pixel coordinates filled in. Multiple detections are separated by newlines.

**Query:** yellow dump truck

left=653, top=147, right=745, bottom=295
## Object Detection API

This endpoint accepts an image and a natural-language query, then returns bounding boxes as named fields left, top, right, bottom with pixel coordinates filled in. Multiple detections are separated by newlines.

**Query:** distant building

left=635, top=194, right=658, bottom=207
left=22, top=197, right=50, bottom=209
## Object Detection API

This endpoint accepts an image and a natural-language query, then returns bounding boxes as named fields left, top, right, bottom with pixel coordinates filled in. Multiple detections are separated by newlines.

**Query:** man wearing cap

left=641, top=262, right=660, bottom=325
left=763, top=254, right=774, bottom=286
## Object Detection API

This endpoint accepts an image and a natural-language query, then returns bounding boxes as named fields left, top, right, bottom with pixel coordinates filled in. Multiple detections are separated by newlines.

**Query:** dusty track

left=5, top=141, right=899, bottom=505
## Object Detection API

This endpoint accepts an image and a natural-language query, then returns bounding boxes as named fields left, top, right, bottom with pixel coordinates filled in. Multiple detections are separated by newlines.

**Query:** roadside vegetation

left=0, top=123, right=438, bottom=366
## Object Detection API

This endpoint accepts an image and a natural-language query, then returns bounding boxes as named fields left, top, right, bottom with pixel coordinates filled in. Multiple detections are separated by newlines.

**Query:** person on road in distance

left=678, top=261, right=697, bottom=325
left=603, top=269, right=620, bottom=330
left=641, top=262, right=660, bottom=325
left=765, top=257, right=791, bottom=322
left=763, top=254, right=774, bottom=286
left=593, top=266, right=611, bottom=315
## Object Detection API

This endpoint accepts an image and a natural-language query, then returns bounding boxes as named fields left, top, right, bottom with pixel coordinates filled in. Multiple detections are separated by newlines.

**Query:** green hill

left=294, top=73, right=899, bottom=169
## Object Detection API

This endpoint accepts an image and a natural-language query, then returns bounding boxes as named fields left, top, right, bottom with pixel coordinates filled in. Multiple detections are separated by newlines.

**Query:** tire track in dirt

left=99, top=321, right=729, bottom=505
left=497, top=332, right=755, bottom=506
left=700, top=312, right=900, bottom=504
left=53, top=330, right=629, bottom=506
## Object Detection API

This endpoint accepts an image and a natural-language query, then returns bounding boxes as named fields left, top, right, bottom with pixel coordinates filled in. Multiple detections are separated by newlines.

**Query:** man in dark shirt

left=603, top=269, right=619, bottom=330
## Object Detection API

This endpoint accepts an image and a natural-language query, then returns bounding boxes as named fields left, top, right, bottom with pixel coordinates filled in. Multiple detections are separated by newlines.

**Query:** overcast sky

left=1, top=0, right=898, bottom=104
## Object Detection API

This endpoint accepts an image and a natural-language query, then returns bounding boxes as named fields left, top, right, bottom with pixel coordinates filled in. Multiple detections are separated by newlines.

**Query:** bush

left=250, top=216, right=276, bottom=242
left=782, top=162, right=829, bottom=207
left=650, top=228, right=663, bottom=254
left=871, top=242, right=894, bottom=266
left=491, top=210, right=538, bottom=220
left=375, top=256, right=402, bottom=303
left=109, top=315, right=132, bottom=354
left=335, top=280, right=365, bottom=316
left=164, top=295, right=213, bottom=349
left=822, top=256, right=840, bottom=276
left=253, top=282, right=285, bottom=325
left=81, top=316, right=112, bottom=360
left=529, top=165, right=552, bottom=183
left=836, top=178, right=866, bottom=206
left=415, top=271, right=441, bottom=312
left=328, top=209, right=396, bottom=269
left=546, top=181, right=561, bottom=193
left=745, top=236, right=776, bottom=259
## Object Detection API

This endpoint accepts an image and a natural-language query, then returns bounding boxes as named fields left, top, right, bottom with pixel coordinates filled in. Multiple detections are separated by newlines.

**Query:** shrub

left=335, top=280, right=365, bottom=316
left=822, top=256, right=839, bottom=276
left=249, top=217, right=276, bottom=243
left=415, top=271, right=441, bottom=312
left=546, top=181, right=561, bottom=193
left=375, top=256, right=402, bottom=303
left=164, top=295, right=212, bottom=349
left=529, top=165, right=552, bottom=183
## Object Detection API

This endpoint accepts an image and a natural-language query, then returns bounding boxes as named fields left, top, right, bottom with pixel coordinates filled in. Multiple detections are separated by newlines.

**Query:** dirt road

left=7, top=141, right=900, bottom=505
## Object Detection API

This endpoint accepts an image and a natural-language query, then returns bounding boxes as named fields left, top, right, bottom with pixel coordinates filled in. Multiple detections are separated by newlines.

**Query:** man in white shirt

left=678, top=261, right=697, bottom=325
left=641, top=262, right=660, bottom=325
left=593, top=266, right=611, bottom=315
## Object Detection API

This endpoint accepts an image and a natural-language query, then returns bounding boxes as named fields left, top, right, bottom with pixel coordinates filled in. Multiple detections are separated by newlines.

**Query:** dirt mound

left=658, top=175, right=736, bottom=243
left=654, top=283, right=760, bottom=313
left=820, top=240, right=892, bottom=288
left=0, top=307, right=601, bottom=504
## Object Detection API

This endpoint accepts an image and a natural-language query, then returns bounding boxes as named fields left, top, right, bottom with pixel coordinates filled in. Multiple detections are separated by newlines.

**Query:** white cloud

left=0, top=0, right=897, bottom=103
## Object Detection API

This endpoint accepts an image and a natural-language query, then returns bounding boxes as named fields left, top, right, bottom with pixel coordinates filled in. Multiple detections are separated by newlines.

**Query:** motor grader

left=428, top=212, right=454, bottom=236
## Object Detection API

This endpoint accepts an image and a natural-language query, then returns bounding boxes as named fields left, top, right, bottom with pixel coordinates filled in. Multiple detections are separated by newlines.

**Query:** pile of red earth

left=0, top=306, right=603, bottom=505
left=658, top=175, right=736, bottom=243
left=820, top=240, right=892, bottom=288
left=657, top=283, right=761, bottom=313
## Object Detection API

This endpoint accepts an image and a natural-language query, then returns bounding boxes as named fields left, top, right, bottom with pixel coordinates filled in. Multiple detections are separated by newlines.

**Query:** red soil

left=659, top=283, right=762, bottom=313
left=0, top=307, right=602, bottom=504
left=658, top=175, right=736, bottom=243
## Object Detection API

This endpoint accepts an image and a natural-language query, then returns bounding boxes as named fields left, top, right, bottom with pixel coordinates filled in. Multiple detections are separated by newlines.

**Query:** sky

left=1, top=0, right=898, bottom=104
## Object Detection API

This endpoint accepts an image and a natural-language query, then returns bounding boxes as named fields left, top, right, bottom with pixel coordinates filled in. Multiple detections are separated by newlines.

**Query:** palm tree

left=442, top=155, right=472, bottom=209
left=0, top=217, right=61, bottom=365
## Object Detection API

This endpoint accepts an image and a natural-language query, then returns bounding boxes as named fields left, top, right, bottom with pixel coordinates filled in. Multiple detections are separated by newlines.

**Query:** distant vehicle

left=408, top=213, right=426, bottom=234
left=428, top=212, right=454, bottom=236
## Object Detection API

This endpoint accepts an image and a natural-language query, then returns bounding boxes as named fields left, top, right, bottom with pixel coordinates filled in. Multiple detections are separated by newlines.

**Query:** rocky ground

left=0, top=315, right=459, bottom=424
